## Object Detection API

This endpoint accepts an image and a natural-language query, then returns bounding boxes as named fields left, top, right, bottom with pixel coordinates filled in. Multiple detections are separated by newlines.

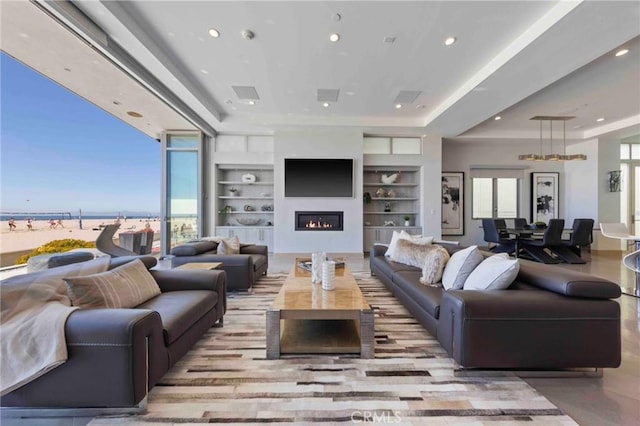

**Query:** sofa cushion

left=442, top=245, right=484, bottom=290
left=64, top=259, right=161, bottom=309
left=463, top=254, right=519, bottom=290
left=393, top=271, right=444, bottom=318
left=171, top=241, right=218, bottom=256
left=385, top=230, right=433, bottom=258
left=391, top=239, right=449, bottom=284
left=137, top=290, right=218, bottom=345
left=217, top=235, right=240, bottom=254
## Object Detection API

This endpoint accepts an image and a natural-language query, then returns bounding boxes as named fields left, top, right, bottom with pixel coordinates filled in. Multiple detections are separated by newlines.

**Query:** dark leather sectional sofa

left=170, top=241, right=268, bottom=291
left=1, top=256, right=226, bottom=412
left=370, top=243, right=622, bottom=370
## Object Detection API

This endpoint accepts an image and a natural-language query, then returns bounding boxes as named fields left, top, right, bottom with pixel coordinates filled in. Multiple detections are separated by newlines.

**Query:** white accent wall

left=273, top=128, right=364, bottom=253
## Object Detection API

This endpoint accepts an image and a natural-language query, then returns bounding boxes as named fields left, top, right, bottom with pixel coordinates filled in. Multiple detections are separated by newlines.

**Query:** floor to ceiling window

left=162, top=132, right=203, bottom=254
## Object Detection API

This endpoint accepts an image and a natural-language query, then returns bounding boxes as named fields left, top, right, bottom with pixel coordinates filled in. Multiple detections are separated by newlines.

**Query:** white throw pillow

left=463, top=253, right=519, bottom=290
left=441, top=245, right=484, bottom=290
left=385, top=231, right=433, bottom=258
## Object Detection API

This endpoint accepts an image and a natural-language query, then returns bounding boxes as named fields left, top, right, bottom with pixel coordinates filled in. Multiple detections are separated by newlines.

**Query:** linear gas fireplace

left=295, top=211, right=343, bottom=231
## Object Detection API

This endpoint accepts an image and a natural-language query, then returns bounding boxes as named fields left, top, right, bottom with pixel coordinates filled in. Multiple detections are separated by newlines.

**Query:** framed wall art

left=531, top=172, right=559, bottom=223
left=442, top=172, right=464, bottom=235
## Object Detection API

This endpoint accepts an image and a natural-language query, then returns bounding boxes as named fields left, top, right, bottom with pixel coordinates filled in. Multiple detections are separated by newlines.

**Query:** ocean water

left=0, top=214, right=159, bottom=221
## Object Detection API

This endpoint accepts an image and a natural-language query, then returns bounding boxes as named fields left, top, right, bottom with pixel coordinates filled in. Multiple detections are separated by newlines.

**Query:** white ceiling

left=2, top=0, right=639, bottom=141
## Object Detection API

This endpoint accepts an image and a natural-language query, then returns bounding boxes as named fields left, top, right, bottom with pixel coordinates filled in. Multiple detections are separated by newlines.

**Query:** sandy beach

left=0, top=218, right=162, bottom=267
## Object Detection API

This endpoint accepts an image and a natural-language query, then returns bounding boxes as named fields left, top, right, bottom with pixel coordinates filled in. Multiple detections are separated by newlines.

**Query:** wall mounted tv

left=285, top=158, right=354, bottom=198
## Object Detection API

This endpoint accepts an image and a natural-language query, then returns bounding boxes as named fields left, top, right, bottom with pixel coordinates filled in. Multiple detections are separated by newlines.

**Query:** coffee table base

left=266, top=310, right=374, bottom=359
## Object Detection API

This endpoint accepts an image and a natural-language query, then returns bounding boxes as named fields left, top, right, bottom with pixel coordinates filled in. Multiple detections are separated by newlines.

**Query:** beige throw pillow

left=64, top=259, right=161, bottom=309
left=392, top=238, right=450, bottom=285
left=385, top=230, right=433, bottom=258
left=217, top=235, right=240, bottom=254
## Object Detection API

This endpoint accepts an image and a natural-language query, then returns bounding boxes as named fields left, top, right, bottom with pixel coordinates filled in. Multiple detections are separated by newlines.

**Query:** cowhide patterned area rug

left=90, top=272, right=576, bottom=425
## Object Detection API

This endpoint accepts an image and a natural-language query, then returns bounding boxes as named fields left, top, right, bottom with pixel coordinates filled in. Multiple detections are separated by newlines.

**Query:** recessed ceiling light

left=395, top=104, right=402, bottom=109
left=444, top=36, right=457, bottom=46
left=248, top=100, right=256, bottom=105
left=200, top=69, right=209, bottom=74
left=127, top=111, right=143, bottom=118
left=346, top=91, right=355, bottom=96
left=329, top=33, right=340, bottom=42
left=225, top=100, right=232, bottom=104
left=113, top=101, right=121, bottom=105
left=416, top=105, right=425, bottom=109
left=323, top=102, right=330, bottom=107
left=494, top=116, right=502, bottom=120
left=383, top=36, right=396, bottom=44
left=597, top=117, right=605, bottom=122
left=615, top=49, right=629, bottom=57
left=208, top=28, right=220, bottom=38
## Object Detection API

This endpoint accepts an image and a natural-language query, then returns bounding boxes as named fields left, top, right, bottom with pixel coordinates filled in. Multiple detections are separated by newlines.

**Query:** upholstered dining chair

left=520, top=218, right=565, bottom=263
left=481, top=218, right=516, bottom=255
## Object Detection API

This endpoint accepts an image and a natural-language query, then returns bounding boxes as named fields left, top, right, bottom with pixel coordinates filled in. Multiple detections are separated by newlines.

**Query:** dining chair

left=513, top=218, right=528, bottom=229
left=547, top=218, right=594, bottom=264
left=520, top=218, right=565, bottom=263
left=482, top=218, right=516, bottom=255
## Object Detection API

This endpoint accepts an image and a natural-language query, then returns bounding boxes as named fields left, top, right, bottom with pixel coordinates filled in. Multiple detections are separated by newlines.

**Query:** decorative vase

left=404, top=220, right=410, bottom=226
left=322, top=260, right=336, bottom=291
left=311, top=252, right=323, bottom=284
left=241, top=173, right=256, bottom=183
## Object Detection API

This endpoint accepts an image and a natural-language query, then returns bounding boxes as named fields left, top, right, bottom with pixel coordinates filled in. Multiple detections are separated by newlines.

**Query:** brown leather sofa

left=1, top=256, right=226, bottom=412
left=170, top=240, right=268, bottom=291
left=370, top=244, right=621, bottom=370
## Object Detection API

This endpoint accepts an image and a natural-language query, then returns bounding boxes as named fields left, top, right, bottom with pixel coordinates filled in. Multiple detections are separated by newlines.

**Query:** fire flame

left=305, top=220, right=333, bottom=228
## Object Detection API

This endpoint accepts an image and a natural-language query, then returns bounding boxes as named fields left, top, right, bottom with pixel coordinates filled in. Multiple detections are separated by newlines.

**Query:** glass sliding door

left=161, top=132, right=204, bottom=255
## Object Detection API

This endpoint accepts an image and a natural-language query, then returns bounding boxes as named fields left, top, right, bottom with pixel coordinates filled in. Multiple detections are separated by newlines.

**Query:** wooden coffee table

left=175, top=262, right=223, bottom=271
left=266, top=259, right=374, bottom=359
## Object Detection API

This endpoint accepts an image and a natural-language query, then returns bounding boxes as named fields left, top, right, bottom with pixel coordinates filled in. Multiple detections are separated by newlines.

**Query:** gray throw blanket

left=0, top=257, right=110, bottom=395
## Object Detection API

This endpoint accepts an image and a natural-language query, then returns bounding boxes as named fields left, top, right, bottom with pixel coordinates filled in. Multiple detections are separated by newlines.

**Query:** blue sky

left=0, top=53, right=160, bottom=214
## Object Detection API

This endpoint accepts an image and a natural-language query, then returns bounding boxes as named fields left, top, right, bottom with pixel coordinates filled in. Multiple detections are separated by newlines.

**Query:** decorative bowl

left=236, top=217, right=261, bottom=226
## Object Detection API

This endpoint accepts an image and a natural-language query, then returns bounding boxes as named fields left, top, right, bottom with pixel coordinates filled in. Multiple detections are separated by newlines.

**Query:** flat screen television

left=285, top=158, right=353, bottom=197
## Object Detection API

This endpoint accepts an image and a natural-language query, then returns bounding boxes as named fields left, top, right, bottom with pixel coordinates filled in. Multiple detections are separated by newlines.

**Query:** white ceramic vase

left=322, top=260, right=336, bottom=291
left=311, top=252, right=323, bottom=284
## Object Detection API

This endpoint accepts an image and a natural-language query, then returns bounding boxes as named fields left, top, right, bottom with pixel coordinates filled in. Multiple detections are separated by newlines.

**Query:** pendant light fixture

left=519, top=116, right=587, bottom=161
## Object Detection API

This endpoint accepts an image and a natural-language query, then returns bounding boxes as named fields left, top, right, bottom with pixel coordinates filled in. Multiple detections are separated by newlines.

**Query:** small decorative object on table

left=311, top=252, right=323, bottom=284
left=387, top=189, right=397, bottom=198
left=322, top=260, right=336, bottom=290
left=384, top=220, right=396, bottom=226
left=403, top=215, right=411, bottom=226
left=243, top=205, right=255, bottom=211
left=384, top=202, right=392, bottom=212
left=228, top=188, right=239, bottom=197
left=375, top=188, right=386, bottom=198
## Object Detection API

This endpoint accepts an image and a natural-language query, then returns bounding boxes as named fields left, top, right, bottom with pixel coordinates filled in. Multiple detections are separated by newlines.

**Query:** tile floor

left=3, top=251, right=639, bottom=425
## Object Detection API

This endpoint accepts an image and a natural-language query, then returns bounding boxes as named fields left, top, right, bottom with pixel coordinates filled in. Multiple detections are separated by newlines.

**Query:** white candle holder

left=322, top=260, right=336, bottom=291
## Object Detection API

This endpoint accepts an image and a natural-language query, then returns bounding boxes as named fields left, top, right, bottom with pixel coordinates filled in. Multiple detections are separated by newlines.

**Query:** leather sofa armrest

left=241, top=245, right=268, bottom=256
left=150, top=269, right=225, bottom=292
left=438, top=289, right=621, bottom=369
left=2, top=309, right=165, bottom=408
left=371, top=244, right=388, bottom=256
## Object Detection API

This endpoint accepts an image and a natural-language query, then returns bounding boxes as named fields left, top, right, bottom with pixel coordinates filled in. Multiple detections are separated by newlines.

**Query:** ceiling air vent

left=394, top=90, right=422, bottom=104
left=317, top=89, right=340, bottom=102
left=232, top=86, right=260, bottom=100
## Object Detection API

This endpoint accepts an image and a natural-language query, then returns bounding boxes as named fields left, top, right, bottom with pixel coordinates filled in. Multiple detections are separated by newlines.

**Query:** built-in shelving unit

left=215, top=165, right=274, bottom=247
left=362, top=166, right=422, bottom=251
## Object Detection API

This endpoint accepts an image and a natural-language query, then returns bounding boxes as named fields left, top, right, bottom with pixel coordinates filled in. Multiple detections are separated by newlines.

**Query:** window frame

left=471, top=177, right=520, bottom=219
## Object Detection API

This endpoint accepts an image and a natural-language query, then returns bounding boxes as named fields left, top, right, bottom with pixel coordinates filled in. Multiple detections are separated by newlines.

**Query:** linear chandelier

left=518, top=115, right=587, bottom=161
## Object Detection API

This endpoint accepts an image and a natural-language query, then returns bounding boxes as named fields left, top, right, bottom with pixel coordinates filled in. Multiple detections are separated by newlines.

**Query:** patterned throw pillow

left=391, top=238, right=450, bottom=285
left=64, top=259, right=161, bottom=309
left=217, top=235, right=240, bottom=254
